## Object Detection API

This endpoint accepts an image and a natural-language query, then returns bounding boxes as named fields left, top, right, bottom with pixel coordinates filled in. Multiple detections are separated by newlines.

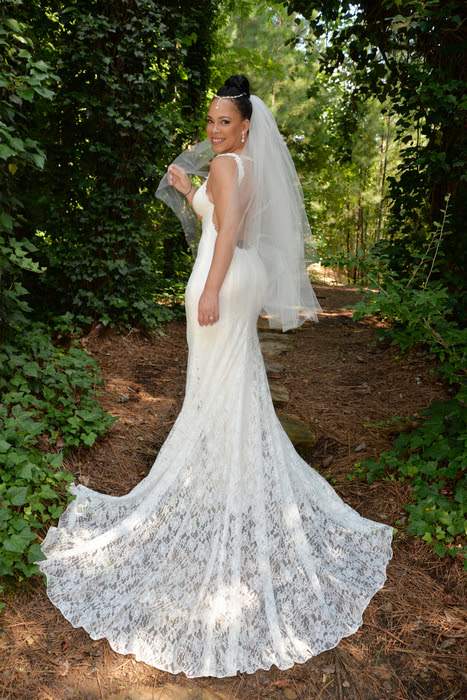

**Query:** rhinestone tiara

left=213, top=92, right=249, bottom=109
left=213, top=92, right=248, bottom=99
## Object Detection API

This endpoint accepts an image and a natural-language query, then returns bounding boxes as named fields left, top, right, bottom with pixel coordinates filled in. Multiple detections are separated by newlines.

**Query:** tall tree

left=287, top=1, right=467, bottom=317
left=211, top=2, right=399, bottom=274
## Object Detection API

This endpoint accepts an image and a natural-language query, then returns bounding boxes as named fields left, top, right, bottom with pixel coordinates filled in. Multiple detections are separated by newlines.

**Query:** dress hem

left=39, top=529, right=394, bottom=679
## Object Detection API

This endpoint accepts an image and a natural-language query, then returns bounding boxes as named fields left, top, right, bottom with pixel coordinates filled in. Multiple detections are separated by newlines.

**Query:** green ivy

left=0, top=322, right=117, bottom=609
left=0, top=4, right=58, bottom=333
left=16, top=0, right=220, bottom=331
left=349, top=397, right=466, bottom=567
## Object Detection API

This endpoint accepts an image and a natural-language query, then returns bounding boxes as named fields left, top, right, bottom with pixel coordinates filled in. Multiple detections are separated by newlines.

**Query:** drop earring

left=241, top=131, right=245, bottom=143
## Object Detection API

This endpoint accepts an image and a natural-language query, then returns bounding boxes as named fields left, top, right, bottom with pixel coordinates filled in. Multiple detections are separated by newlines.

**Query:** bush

left=347, top=198, right=466, bottom=567
left=0, top=322, right=117, bottom=609
left=349, top=397, right=466, bottom=565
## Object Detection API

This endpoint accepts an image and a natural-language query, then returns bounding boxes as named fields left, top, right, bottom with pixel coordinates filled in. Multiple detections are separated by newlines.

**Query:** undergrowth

left=0, top=322, right=117, bottom=610
left=347, top=196, right=466, bottom=567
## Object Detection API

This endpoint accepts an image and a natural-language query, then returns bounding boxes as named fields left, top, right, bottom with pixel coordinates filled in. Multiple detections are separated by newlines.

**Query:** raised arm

left=166, top=163, right=200, bottom=211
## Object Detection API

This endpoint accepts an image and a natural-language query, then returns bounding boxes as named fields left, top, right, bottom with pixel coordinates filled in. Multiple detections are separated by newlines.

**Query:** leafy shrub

left=0, top=323, right=117, bottom=609
left=18, top=0, right=218, bottom=331
left=347, top=198, right=466, bottom=566
left=350, top=398, right=466, bottom=566
left=0, top=9, right=57, bottom=332
left=353, top=275, right=466, bottom=385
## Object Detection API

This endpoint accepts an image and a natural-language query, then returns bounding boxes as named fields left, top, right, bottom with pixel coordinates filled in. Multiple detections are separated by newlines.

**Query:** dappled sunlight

left=316, top=308, right=354, bottom=319
left=3, top=286, right=461, bottom=699
left=206, top=582, right=260, bottom=627
left=3, top=0, right=464, bottom=693
left=106, top=375, right=177, bottom=407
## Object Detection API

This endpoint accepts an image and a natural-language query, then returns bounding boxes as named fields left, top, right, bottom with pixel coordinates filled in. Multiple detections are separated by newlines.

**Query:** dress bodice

left=191, top=179, right=214, bottom=220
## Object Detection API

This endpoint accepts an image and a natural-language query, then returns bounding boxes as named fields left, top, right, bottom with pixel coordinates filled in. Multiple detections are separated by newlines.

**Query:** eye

left=206, top=118, right=230, bottom=124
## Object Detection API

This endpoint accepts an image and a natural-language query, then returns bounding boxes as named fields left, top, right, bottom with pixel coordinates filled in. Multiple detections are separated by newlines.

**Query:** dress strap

left=213, top=152, right=244, bottom=183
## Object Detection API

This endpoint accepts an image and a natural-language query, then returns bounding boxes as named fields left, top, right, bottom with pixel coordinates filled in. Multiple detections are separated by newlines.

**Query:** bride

left=38, top=74, right=394, bottom=679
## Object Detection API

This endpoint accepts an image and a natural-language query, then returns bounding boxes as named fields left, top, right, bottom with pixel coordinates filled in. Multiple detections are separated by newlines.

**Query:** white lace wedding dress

left=38, top=153, right=394, bottom=679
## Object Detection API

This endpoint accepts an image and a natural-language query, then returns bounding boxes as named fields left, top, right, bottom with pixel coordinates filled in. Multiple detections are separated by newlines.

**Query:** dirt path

left=1, top=283, right=465, bottom=700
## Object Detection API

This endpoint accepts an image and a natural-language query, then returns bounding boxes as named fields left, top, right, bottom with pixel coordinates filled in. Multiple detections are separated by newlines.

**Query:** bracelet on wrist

left=183, top=183, right=194, bottom=197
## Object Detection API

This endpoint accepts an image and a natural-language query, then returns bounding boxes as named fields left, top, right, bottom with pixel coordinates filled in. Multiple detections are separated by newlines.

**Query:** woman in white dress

left=38, top=74, right=394, bottom=679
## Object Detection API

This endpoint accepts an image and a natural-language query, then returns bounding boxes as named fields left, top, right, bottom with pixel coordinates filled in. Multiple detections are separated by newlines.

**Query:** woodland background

left=1, top=0, right=466, bottom=608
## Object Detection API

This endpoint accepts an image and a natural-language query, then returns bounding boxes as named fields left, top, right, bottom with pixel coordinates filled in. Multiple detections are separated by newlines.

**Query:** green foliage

left=0, top=0, right=221, bottom=612
left=354, top=277, right=465, bottom=385
left=349, top=272, right=466, bottom=566
left=346, top=201, right=466, bottom=565
left=0, top=444, right=74, bottom=593
left=350, top=398, right=466, bottom=567
left=0, top=322, right=117, bottom=601
left=351, top=195, right=465, bottom=386
left=287, top=0, right=467, bottom=321
left=16, top=0, right=220, bottom=331
left=0, top=3, right=57, bottom=332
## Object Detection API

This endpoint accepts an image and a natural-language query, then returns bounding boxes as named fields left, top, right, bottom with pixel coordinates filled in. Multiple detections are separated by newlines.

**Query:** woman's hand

left=167, top=164, right=192, bottom=195
left=198, top=287, right=219, bottom=326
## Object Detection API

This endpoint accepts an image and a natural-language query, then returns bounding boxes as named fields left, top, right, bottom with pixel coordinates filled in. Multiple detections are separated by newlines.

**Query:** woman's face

left=206, top=98, right=249, bottom=153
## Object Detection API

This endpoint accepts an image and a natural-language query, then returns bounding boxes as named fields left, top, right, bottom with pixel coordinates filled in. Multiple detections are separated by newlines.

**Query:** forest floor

left=1, top=282, right=465, bottom=700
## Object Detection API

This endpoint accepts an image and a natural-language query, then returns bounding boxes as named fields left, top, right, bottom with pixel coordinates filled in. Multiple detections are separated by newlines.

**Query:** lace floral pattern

left=38, top=157, right=394, bottom=678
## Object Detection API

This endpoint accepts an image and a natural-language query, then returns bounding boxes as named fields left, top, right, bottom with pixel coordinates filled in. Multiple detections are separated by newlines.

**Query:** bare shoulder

left=208, top=154, right=238, bottom=185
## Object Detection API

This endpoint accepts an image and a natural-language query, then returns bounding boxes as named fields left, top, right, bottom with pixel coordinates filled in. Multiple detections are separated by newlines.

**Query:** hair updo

left=215, top=74, right=252, bottom=121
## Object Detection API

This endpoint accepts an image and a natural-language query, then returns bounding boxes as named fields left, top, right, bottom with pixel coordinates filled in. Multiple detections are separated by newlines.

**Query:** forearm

left=203, top=231, right=237, bottom=294
left=185, top=184, right=199, bottom=208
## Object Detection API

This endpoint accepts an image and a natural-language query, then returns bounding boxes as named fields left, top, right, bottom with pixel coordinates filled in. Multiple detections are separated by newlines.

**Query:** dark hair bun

left=215, top=74, right=252, bottom=120
left=223, top=74, right=250, bottom=98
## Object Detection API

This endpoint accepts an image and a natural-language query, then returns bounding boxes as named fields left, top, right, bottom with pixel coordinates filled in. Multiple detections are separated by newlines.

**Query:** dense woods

left=1, top=0, right=465, bottom=612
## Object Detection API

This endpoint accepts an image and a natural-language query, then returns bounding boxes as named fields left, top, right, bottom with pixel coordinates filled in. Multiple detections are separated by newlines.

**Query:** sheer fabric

left=38, top=154, right=394, bottom=678
left=156, top=94, right=324, bottom=333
